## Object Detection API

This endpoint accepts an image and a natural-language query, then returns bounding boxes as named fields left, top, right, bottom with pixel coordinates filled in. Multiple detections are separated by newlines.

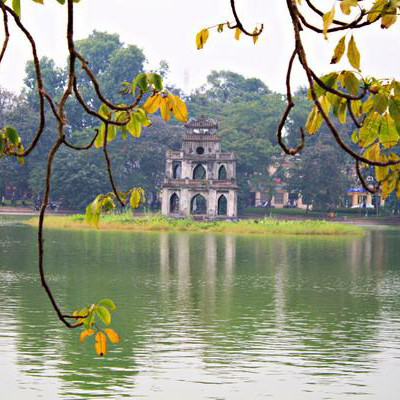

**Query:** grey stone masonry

left=161, top=116, right=237, bottom=219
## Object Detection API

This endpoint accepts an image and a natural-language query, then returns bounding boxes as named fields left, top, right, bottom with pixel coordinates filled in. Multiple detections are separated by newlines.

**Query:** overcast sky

left=0, top=0, right=399, bottom=95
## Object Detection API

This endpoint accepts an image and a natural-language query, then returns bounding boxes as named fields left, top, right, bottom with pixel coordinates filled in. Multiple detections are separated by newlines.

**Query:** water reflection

left=1, top=221, right=400, bottom=398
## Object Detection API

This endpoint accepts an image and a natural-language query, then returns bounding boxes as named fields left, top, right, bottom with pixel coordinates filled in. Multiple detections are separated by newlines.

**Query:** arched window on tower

left=193, top=164, right=206, bottom=180
left=170, top=193, right=180, bottom=214
left=172, top=162, right=181, bottom=179
left=218, top=165, right=227, bottom=180
left=191, top=194, right=207, bottom=215
left=218, top=195, right=228, bottom=215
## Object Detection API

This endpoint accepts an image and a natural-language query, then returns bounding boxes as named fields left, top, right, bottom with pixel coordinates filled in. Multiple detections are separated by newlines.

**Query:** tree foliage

left=0, top=0, right=188, bottom=355
left=197, top=0, right=400, bottom=202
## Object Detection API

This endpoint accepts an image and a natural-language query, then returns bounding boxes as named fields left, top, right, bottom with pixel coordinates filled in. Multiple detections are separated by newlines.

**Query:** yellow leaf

left=330, top=35, right=346, bottom=64
left=160, top=97, right=171, bottom=122
left=347, top=35, right=361, bottom=71
left=94, top=124, right=105, bottom=148
left=143, top=94, right=161, bottom=114
left=381, top=12, right=397, bottom=29
left=235, top=28, right=241, bottom=40
left=104, top=328, right=120, bottom=344
left=340, top=0, right=358, bottom=15
left=172, top=96, right=188, bottom=123
left=126, top=114, right=141, bottom=138
left=367, top=0, right=387, bottom=23
left=196, top=29, right=209, bottom=50
left=397, top=180, right=400, bottom=199
left=381, top=174, right=397, bottom=199
left=130, top=190, right=141, bottom=208
left=305, top=106, right=323, bottom=134
left=252, top=27, right=259, bottom=44
left=79, top=329, right=95, bottom=344
left=95, top=331, right=107, bottom=357
left=323, top=4, right=335, bottom=40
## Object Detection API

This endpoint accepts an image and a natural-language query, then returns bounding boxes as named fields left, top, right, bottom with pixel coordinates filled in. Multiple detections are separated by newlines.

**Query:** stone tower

left=161, top=116, right=237, bottom=219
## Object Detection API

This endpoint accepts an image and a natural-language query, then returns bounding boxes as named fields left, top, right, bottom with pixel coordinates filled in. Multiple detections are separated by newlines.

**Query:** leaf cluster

left=74, top=298, right=120, bottom=357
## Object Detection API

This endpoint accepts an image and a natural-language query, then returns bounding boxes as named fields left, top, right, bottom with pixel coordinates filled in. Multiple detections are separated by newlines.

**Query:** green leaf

left=99, top=298, right=116, bottom=311
left=379, top=112, right=399, bottom=148
left=84, top=311, right=95, bottom=329
left=147, top=73, right=163, bottom=91
left=343, top=71, right=359, bottom=96
left=55, top=0, right=66, bottom=4
left=137, top=74, right=149, bottom=92
left=389, top=96, right=400, bottom=123
left=96, top=305, right=111, bottom=326
left=337, top=100, right=347, bottom=124
left=12, top=0, right=20, bottom=17
left=359, top=112, right=381, bottom=147
left=314, top=72, right=338, bottom=98
left=391, top=80, right=400, bottom=96
left=347, top=35, right=361, bottom=71
left=373, top=93, right=389, bottom=113
left=6, top=127, right=19, bottom=145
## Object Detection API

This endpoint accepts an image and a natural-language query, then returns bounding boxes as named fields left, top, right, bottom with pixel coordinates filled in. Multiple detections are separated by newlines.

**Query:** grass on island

left=25, top=213, right=364, bottom=236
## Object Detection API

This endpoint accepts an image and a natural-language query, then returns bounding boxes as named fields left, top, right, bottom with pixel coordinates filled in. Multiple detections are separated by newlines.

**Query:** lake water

left=1, top=217, right=400, bottom=399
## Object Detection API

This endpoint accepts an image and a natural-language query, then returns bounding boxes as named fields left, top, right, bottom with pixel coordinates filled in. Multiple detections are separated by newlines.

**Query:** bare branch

left=3, top=4, right=46, bottom=157
left=277, top=49, right=305, bottom=156
left=0, top=4, right=9, bottom=64
left=103, top=123, right=125, bottom=207
left=355, top=160, right=380, bottom=194
left=229, top=0, right=264, bottom=36
left=75, top=51, right=143, bottom=112
left=63, top=128, right=100, bottom=151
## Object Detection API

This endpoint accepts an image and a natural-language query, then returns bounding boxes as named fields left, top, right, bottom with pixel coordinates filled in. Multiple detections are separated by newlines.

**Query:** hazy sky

left=0, top=0, right=399, bottom=95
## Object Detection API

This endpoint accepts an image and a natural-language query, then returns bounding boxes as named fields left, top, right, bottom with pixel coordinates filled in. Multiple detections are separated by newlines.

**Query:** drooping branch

left=102, top=123, right=125, bottom=207
left=0, top=4, right=9, bottom=64
left=277, top=49, right=305, bottom=155
left=229, top=0, right=263, bottom=36
left=63, top=128, right=100, bottom=151
left=286, top=0, right=400, bottom=168
left=347, top=99, right=362, bottom=129
left=355, top=160, right=380, bottom=194
left=75, top=51, right=143, bottom=112
left=2, top=4, right=46, bottom=158
left=296, top=5, right=372, bottom=34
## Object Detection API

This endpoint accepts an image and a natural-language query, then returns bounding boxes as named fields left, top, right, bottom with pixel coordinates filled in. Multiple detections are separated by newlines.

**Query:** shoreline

left=21, top=214, right=364, bottom=236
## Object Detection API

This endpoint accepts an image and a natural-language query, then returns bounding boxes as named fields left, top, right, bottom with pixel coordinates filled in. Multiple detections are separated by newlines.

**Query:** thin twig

left=355, top=160, right=380, bottom=194
left=229, top=0, right=264, bottom=36
left=3, top=4, right=46, bottom=158
left=103, top=123, right=125, bottom=207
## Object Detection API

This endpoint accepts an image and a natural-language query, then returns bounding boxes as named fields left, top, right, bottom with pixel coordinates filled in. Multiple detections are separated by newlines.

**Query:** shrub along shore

left=25, top=214, right=364, bottom=236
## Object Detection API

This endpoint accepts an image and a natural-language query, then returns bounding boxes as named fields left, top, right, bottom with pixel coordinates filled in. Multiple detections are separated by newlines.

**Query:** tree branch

left=277, top=49, right=305, bottom=155
left=229, top=0, right=264, bottom=36
left=0, top=4, right=9, bottom=64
